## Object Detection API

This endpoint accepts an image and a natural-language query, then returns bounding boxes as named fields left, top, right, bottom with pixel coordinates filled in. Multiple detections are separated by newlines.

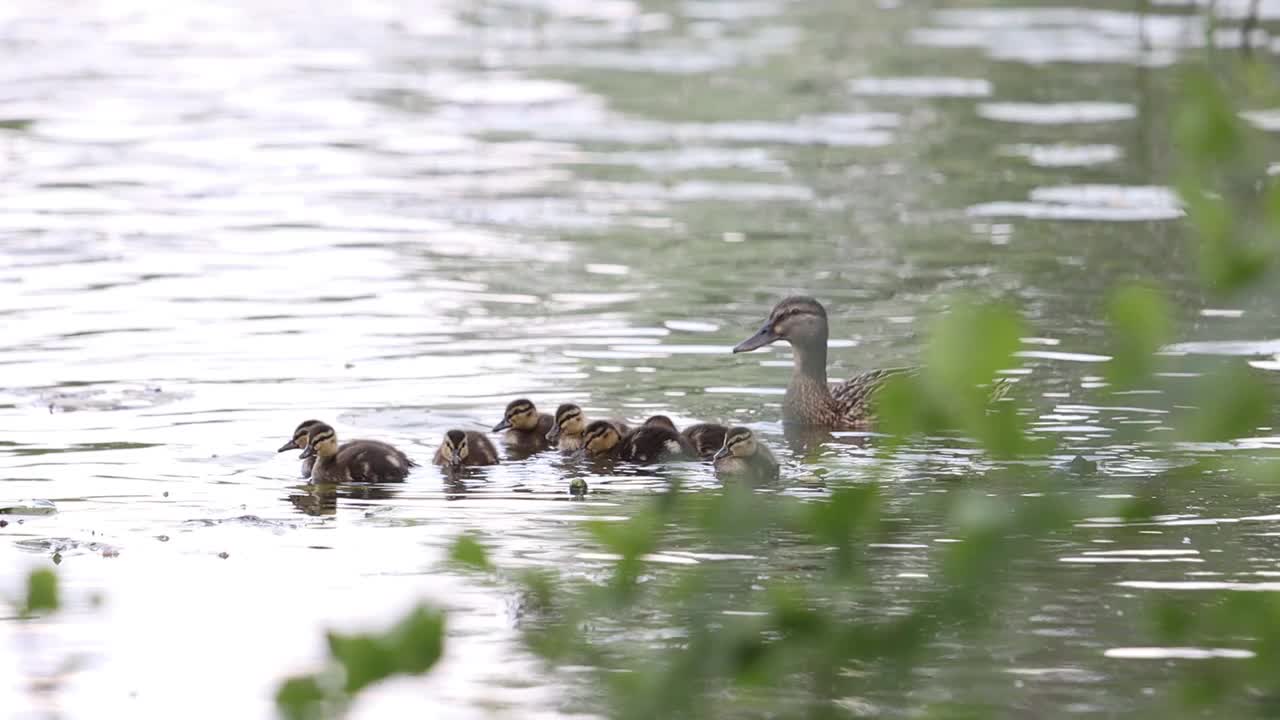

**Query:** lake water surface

left=4, top=1, right=1280, bottom=717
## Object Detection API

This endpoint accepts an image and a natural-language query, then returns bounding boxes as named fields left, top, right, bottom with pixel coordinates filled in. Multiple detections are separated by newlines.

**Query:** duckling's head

left=439, top=429, right=470, bottom=469
left=582, top=420, right=622, bottom=457
left=548, top=403, right=584, bottom=442
left=299, top=423, right=339, bottom=461
left=733, top=295, right=828, bottom=353
left=642, top=415, right=678, bottom=432
left=493, top=398, right=540, bottom=432
left=278, top=419, right=324, bottom=453
left=713, top=427, right=757, bottom=461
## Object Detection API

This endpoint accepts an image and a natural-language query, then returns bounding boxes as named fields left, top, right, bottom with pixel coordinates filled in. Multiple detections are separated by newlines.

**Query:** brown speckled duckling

left=492, top=398, right=554, bottom=451
left=733, top=296, right=914, bottom=429
left=713, top=427, right=779, bottom=481
left=581, top=419, right=691, bottom=464
left=299, top=422, right=415, bottom=483
left=433, top=429, right=500, bottom=471
left=642, top=415, right=727, bottom=460
left=546, top=403, right=629, bottom=452
left=278, top=419, right=376, bottom=478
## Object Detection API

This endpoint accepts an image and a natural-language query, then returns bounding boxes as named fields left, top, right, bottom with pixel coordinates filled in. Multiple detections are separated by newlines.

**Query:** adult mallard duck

left=733, top=296, right=915, bottom=429
left=712, top=427, right=779, bottom=481
left=433, top=429, right=500, bottom=471
left=734, top=296, right=1010, bottom=429
left=298, top=422, right=415, bottom=483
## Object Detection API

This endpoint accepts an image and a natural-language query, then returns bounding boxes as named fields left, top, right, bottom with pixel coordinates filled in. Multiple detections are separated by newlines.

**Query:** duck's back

left=681, top=423, right=727, bottom=459
left=619, top=425, right=691, bottom=464
left=333, top=440, right=415, bottom=483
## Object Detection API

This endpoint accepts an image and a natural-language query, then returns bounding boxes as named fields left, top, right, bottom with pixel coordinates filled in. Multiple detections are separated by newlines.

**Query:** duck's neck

left=785, top=339, right=836, bottom=424
left=790, top=339, right=829, bottom=386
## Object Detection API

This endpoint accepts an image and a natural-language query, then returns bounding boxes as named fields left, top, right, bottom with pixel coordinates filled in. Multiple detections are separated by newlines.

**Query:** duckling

left=641, top=415, right=727, bottom=460
left=713, top=427, right=779, bottom=481
left=433, top=429, right=500, bottom=471
left=277, top=419, right=356, bottom=478
left=548, top=403, right=629, bottom=452
left=581, top=420, right=691, bottom=465
left=492, top=398, right=554, bottom=451
left=299, top=422, right=415, bottom=484
left=733, top=296, right=916, bottom=429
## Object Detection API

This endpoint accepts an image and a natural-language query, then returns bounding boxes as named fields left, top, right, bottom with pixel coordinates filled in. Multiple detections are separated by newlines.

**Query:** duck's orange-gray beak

left=732, top=322, right=779, bottom=353
left=277, top=439, right=300, bottom=453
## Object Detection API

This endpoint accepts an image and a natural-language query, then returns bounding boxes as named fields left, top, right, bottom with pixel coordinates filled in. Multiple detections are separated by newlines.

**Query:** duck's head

left=548, top=403, right=583, bottom=442
left=581, top=420, right=622, bottom=457
left=713, top=427, right=757, bottom=461
left=278, top=419, right=325, bottom=453
left=493, top=398, right=540, bottom=432
left=733, top=296, right=828, bottom=353
left=642, top=415, right=678, bottom=432
left=439, top=430, right=470, bottom=470
left=299, top=422, right=339, bottom=461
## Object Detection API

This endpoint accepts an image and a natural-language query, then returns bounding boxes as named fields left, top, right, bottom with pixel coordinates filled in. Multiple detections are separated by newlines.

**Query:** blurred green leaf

left=275, top=674, right=327, bottom=720
left=805, top=485, right=880, bottom=578
left=1106, top=285, right=1170, bottom=388
left=1175, top=69, right=1244, bottom=169
left=326, top=605, right=444, bottom=695
left=924, top=300, right=1022, bottom=408
left=1180, top=365, right=1273, bottom=442
left=326, top=633, right=395, bottom=694
left=389, top=606, right=446, bottom=675
left=24, top=568, right=58, bottom=616
left=448, top=533, right=491, bottom=571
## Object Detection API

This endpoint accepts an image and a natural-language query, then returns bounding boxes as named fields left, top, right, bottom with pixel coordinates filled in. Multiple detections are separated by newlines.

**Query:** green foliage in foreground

left=276, top=606, right=445, bottom=720
left=23, top=568, right=59, bottom=617
left=268, top=52, right=1280, bottom=720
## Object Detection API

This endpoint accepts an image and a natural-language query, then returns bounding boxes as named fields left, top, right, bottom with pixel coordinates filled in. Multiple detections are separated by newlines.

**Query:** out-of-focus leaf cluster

left=276, top=606, right=445, bottom=720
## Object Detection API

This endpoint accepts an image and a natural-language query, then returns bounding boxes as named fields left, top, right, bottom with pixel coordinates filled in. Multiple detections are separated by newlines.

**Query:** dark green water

left=3, top=1, right=1280, bottom=717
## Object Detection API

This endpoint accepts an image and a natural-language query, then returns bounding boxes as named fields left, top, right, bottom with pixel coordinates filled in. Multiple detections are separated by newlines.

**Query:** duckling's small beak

left=712, top=446, right=730, bottom=461
left=449, top=457, right=464, bottom=471
left=546, top=424, right=561, bottom=442
left=277, top=440, right=299, bottom=453
left=492, top=418, right=512, bottom=432
left=299, top=445, right=316, bottom=460
left=569, top=448, right=587, bottom=462
left=732, top=323, right=779, bottom=353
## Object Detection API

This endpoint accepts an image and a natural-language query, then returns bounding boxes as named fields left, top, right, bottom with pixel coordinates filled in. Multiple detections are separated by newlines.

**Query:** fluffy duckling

left=733, top=296, right=915, bottom=429
left=581, top=419, right=691, bottom=465
left=492, top=398, right=554, bottom=450
left=642, top=415, right=727, bottom=460
left=278, top=419, right=346, bottom=478
left=712, top=427, right=779, bottom=481
left=547, top=403, right=629, bottom=452
left=299, top=422, right=415, bottom=484
left=433, top=429, right=500, bottom=471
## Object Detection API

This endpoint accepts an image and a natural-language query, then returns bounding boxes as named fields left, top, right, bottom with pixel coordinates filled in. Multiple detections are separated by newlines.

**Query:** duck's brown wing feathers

left=830, top=366, right=917, bottom=424
left=831, top=367, right=1012, bottom=425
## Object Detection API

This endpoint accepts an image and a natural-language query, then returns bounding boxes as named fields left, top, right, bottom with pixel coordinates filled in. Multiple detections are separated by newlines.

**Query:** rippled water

left=4, top=1, right=1280, bottom=717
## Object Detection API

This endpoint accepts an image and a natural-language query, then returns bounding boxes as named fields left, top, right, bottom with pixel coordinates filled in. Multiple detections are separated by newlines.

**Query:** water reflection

left=2, top=0, right=1279, bottom=717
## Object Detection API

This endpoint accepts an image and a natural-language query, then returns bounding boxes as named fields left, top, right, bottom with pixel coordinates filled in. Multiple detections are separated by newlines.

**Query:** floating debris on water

left=0, top=499, right=57, bottom=516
